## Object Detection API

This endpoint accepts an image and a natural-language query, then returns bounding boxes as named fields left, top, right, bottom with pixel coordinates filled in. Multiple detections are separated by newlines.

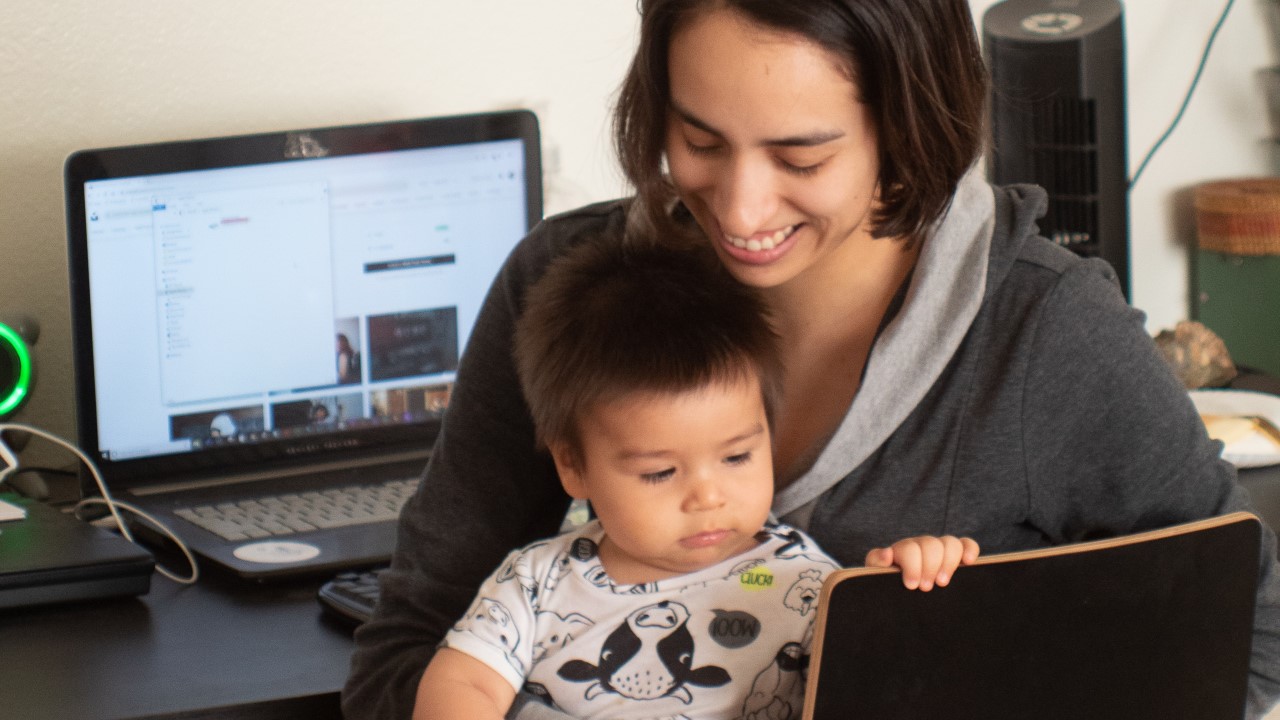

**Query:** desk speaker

left=0, top=318, right=36, bottom=418
left=984, top=0, right=1129, bottom=298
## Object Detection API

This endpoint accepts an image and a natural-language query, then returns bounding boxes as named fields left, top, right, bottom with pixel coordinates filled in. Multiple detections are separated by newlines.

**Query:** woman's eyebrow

left=670, top=100, right=845, bottom=148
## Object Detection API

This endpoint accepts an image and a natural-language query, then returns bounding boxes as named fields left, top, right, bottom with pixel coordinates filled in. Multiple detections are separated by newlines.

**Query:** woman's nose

left=714, top=158, right=778, bottom=239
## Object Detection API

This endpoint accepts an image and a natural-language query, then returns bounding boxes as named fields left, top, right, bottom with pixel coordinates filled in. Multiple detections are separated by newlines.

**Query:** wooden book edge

left=800, top=511, right=1261, bottom=720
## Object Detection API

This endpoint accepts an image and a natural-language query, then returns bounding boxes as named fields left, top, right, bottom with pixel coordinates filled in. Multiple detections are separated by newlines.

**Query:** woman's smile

left=719, top=224, right=801, bottom=265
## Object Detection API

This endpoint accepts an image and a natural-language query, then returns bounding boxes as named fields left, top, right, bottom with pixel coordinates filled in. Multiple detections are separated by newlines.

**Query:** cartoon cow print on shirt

left=783, top=569, right=824, bottom=617
left=533, top=610, right=594, bottom=662
left=454, top=597, right=524, bottom=674
left=741, top=642, right=807, bottom=720
left=771, top=528, right=839, bottom=569
left=522, top=681, right=559, bottom=710
left=545, top=552, right=573, bottom=592
left=497, top=544, right=546, bottom=606
left=584, top=564, right=611, bottom=589
left=557, top=600, right=730, bottom=704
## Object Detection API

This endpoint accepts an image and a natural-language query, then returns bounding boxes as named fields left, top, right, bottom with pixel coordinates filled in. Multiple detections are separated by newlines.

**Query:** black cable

left=1129, top=0, right=1237, bottom=189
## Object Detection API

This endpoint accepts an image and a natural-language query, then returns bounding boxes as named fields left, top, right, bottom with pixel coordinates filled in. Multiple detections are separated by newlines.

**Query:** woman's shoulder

left=985, top=183, right=1127, bottom=312
left=501, top=198, right=633, bottom=284
left=526, top=198, right=632, bottom=251
left=540, top=197, right=632, bottom=225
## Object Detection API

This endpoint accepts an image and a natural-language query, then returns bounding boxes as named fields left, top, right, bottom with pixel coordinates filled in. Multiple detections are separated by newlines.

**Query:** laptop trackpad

left=233, top=541, right=321, bottom=564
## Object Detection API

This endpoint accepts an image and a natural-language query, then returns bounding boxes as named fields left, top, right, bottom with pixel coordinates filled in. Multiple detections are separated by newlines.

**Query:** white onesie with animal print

left=442, top=521, right=839, bottom=720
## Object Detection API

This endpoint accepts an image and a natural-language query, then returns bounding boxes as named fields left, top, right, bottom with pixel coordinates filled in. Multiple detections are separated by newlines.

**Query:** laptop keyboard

left=174, top=479, right=417, bottom=541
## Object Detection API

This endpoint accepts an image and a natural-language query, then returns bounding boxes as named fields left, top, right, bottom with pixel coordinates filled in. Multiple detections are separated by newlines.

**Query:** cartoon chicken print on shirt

left=557, top=600, right=730, bottom=705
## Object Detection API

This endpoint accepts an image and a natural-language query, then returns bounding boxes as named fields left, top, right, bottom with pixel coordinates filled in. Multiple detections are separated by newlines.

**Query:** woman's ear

left=550, top=442, right=588, bottom=500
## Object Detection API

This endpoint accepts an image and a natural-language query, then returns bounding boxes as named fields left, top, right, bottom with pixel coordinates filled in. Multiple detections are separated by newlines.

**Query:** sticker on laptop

left=233, top=540, right=321, bottom=564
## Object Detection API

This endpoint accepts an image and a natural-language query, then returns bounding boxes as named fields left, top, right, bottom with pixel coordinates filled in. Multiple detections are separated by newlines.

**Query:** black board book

left=803, top=512, right=1262, bottom=720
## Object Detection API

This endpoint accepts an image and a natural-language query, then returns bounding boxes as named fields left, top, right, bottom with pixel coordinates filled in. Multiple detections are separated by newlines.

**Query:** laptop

left=64, top=111, right=542, bottom=580
left=0, top=492, right=154, bottom=608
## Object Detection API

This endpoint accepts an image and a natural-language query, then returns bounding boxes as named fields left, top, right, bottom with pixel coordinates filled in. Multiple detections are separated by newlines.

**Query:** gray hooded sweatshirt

left=343, top=173, right=1280, bottom=720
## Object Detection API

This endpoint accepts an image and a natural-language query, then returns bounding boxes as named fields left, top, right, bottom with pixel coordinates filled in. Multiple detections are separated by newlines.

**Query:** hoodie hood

left=775, top=174, right=1049, bottom=520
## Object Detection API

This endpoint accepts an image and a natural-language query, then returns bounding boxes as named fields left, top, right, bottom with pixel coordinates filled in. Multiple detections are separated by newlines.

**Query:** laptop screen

left=65, top=112, right=542, bottom=484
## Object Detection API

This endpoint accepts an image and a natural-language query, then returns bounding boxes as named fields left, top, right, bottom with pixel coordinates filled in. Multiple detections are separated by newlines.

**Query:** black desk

left=4, top=371, right=1280, bottom=719
left=1, top=570, right=353, bottom=719
left=1241, top=463, right=1280, bottom=534
left=1227, top=369, right=1280, bottom=532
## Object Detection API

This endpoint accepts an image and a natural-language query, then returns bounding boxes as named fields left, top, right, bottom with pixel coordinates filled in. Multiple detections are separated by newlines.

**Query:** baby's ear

left=549, top=442, right=588, bottom=499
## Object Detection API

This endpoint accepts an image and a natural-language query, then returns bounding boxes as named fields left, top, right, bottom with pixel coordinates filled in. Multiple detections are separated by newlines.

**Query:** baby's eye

left=640, top=468, right=676, bottom=484
left=725, top=452, right=752, bottom=466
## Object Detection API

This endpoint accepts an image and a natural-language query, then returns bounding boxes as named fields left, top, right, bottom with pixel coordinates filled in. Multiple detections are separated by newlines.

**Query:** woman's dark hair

left=615, top=0, right=989, bottom=243
left=514, top=239, right=783, bottom=467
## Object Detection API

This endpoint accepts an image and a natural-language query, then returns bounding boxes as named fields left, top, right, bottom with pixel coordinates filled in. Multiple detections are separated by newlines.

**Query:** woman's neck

left=765, top=232, right=921, bottom=486
left=764, top=233, right=920, bottom=348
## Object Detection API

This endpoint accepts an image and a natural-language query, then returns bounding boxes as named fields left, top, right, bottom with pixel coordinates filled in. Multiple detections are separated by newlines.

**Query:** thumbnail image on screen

left=367, top=307, right=458, bottom=381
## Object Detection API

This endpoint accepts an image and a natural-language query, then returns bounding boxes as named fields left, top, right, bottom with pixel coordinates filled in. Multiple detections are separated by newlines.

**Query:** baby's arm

left=864, top=536, right=979, bottom=591
left=414, top=647, right=517, bottom=720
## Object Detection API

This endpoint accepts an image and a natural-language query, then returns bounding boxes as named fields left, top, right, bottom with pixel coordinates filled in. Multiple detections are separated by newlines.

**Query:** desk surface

left=5, top=371, right=1280, bottom=720
left=1224, top=369, right=1280, bottom=531
left=8, top=468, right=1280, bottom=720
left=1, top=568, right=353, bottom=720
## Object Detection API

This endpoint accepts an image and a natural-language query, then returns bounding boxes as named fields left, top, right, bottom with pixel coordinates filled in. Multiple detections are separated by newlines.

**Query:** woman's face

left=664, top=9, right=883, bottom=290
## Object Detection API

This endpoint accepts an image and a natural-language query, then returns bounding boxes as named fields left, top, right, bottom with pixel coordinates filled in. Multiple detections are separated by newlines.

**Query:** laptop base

left=0, top=494, right=154, bottom=610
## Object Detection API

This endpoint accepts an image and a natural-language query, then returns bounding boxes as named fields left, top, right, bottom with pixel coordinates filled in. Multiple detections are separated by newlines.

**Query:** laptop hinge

left=128, top=449, right=430, bottom=496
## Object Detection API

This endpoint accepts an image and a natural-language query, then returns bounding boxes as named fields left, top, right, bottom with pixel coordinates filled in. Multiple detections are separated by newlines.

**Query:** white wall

left=970, top=0, right=1277, bottom=331
left=1123, top=0, right=1277, bottom=328
left=0, top=0, right=639, bottom=445
left=1, top=0, right=1275, bottom=447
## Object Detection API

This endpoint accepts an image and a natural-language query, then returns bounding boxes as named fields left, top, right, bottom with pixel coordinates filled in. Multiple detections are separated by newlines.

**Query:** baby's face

left=553, top=376, right=774, bottom=585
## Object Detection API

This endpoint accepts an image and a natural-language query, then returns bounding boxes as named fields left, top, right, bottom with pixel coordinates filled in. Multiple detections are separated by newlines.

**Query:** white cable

left=74, top=497, right=199, bottom=584
left=0, top=422, right=199, bottom=584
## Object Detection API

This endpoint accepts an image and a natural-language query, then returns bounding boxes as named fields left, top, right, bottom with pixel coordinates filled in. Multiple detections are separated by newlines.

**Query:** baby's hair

left=514, top=239, right=782, bottom=467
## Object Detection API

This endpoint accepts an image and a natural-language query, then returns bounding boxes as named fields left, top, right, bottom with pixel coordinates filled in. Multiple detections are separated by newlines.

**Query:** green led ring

left=0, top=321, right=32, bottom=416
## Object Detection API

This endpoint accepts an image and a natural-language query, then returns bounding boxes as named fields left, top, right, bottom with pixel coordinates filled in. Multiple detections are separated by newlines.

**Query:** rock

left=1153, top=320, right=1238, bottom=389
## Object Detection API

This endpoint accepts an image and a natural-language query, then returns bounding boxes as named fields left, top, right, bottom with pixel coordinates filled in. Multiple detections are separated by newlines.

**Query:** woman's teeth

left=728, top=225, right=795, bottom=252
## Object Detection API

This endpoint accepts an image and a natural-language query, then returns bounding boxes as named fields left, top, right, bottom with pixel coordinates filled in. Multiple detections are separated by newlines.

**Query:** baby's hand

left=864, top=535, right=979, bottom=591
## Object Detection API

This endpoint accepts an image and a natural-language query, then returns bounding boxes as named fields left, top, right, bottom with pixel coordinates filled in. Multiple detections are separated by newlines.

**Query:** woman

left=344, top=2, right=1280, bottom=718
left=336, top=333, right=359, bottom=385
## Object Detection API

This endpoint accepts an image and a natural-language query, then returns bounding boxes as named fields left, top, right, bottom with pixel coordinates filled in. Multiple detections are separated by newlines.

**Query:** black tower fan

left=984, top=0, right=1129, bottom=298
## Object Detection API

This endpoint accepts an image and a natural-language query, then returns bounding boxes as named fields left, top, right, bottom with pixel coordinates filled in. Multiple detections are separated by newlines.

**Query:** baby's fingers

left=936, top=536, right=981, bottom=587
left=892, top=539, right=927, bottom=590
left=864, top=546, right=894, bottom=568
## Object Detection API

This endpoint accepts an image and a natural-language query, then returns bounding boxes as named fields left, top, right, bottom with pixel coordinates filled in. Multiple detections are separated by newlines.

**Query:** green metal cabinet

left=1193, top=250, right=1280, bottom=376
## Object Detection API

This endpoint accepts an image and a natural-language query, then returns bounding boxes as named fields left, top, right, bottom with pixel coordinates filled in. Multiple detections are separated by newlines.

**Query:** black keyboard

left=317, top=567, right=385, bottom=625
left=316, top=502, right=595, bottom=625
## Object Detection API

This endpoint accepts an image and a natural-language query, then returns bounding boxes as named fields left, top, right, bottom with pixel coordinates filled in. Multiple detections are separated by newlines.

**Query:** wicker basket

left=1195, top=178, right=1280, bottom=256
